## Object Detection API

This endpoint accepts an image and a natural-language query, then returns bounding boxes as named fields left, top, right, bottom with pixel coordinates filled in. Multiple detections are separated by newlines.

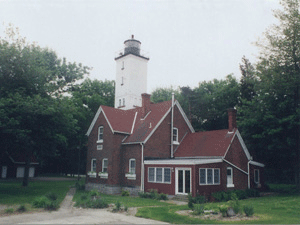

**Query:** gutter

left=171, top=93, right=174, bottom=158
left=248, top=160, right=251, bottom=189
left=140, top=143, right=144, bottom=192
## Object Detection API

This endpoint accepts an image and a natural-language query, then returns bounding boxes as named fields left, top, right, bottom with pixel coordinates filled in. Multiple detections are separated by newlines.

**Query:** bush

left=32, top=196, right=51, bottom=208
left=219, top=205, right=228, bottom=217
left=87, top=198, right=108, bottom=209
left=187, top=193, right=194, bottom=209
left=121, top=190, right=130, bottom=196
left=44, top=200, right=59, bottom=211
left=245, top=189, right=260, bottom=198
left=158, top=193, right=168, bottom=200
left=75, top=182, right=85, bottom=191
left=229, top=193, right=240, bottom=214
left=17, top=205, right=26, bottom=212
left=192, top=204, right=204, bottom=215
left=149, top=189, right=159, bottom=199
left=5, top=208, right=14, bottom=214
left=80, top=193, right=89, bottom=201
left=45, top=192, right=58, bottom=201
left=194, top=194, right=206, bottom=204
left=89, top=189, right=100, bottom=197
left=243, top=205, right=254, bottom=217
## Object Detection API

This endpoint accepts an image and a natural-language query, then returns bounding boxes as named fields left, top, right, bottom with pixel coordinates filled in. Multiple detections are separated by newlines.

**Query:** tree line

left=1, top=0, right=300, bottom=186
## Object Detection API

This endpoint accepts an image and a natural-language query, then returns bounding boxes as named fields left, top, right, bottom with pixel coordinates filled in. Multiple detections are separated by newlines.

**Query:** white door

left=1, top=166, right=7, bottom=178
left=175, top=168, right=191, bottom=195
left=29, top=167, right=35, bottom=177
left=16, top=167, right=25, bottom=178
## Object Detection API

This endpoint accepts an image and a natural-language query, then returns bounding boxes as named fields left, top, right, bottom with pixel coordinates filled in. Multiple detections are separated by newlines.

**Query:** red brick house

left=85, top=95, right=264, bottom=196
left=85, top=36, right=264, bottom=197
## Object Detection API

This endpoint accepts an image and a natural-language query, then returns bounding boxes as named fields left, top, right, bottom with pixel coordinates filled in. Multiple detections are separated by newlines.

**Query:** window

left=97, top=145, right=103, bottom=150
left=123, top=98, right=125, bottom=106
left=156, top=168, right=163, bottom=182
left=227, top=167, right=234, bottom=187
left=91, top=159, right=96, bottom=172
left=148, top=167, right=171, bottom=183
left=98, top=126, right=103, bottom=143
left=148, top=168, right=155, bottom=182
left=119, top=99, right=121, bottom=107
left=254, top=169, right=260, bottom=184
left=164, top=168, right=171, bottom=183
left=173, top=128, right=178, bottom=143
left=102, top=158, right=108, bottom=173
left=199, top=168, right=220, bottom=185
left=129, top=158, right=136, bottom=174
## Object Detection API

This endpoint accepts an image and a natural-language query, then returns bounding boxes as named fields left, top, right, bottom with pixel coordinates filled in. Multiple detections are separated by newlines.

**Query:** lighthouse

left=114, top=35, right=149, bottom=110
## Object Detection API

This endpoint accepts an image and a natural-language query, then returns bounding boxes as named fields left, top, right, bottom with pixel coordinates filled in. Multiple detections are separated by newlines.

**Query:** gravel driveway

left=0, top=187, right=168, bottom=224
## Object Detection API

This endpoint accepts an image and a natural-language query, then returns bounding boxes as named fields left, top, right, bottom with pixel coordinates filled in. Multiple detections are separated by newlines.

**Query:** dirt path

left=0, top=188, right=168, bottom=224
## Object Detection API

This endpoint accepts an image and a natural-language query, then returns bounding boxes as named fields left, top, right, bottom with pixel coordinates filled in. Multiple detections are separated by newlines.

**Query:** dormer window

left=97, top=126, right=103, bottom=143
left=173, top=128, right=179, bottom=144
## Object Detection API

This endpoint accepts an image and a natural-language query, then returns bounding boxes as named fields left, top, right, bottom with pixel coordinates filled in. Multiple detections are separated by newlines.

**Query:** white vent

left=97, top=145, right=103, bottom=150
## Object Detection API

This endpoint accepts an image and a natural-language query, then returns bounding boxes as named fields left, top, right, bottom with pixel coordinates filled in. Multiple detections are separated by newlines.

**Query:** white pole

left=171, top=93, right=175, bottom=158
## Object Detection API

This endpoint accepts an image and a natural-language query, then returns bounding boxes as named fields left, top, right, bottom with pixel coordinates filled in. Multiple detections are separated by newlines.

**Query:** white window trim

left=147, top=167, right=171, bottom=184
left=227, top=167, right=234, bottom=188
left=173, top=128, right=179, bottom=145
left=199, top=168, right=220, bottom=185
left=128, top=158, right=136, bottom=174
left=97, top=126, right=103, bottom=143
left=102, top=158, right=108, bottom=172
left=254, top=169, right=260, bottom=184
left=88, top=159, right=97, bottom=178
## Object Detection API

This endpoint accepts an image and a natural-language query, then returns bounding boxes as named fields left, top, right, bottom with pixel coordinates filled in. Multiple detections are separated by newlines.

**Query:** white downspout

left=171, top=93, right=174, bottom=158
left=140, top=143, right=144, bottom=192
left=248, top=160, right=251, bottom=189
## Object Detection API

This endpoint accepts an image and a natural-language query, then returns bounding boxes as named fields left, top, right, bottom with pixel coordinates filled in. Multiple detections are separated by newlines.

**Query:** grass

left=73, top=189, right=171, bottom=208
left=136, top=189, right=300, bottom=224
left=0, top=180, right=76, bottom=205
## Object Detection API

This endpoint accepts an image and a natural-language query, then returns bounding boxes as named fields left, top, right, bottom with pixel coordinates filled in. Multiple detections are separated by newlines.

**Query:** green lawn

left=0, top=180, right=76, bottom=205
left=136, top=193, right=300, bottom=224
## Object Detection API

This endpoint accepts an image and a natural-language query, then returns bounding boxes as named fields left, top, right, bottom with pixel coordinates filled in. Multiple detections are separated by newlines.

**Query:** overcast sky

left=0, top=0, right=281, bottom=93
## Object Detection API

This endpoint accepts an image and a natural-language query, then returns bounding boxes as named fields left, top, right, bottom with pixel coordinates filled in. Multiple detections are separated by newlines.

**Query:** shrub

left=192, top=204, right=204, bottom=215
left=45, top=192, right=58, bottom=201
left=219, top=205, right=228, bottom=217
left=87, top=198, right=108, bottom=209
left=89, top=189, right=100, bottom=197
left=5, top=208, right=14, bottom=214
left=158, top=193, right=168, bottom=200
left=17, top=205, right=26, bottom=212
left=194, top=194, right=206, bottom=204
left=32, top=196, right=51, bottom=208
left=121, top=190, right=130, bottom=196
left=124, top=205, right=128, bottom=211
left=44, top=200, right=59, bottom=211
left=245, top=189, right=260, bottom=198
left=187, top=193, right=194, bottom=209
left=80, top=193, right=89, bottom=201
left=75, top=182, right=85, bottom=191
left=243, top=205, right=254, bottom=217
left=149, top=189, right=159, bottom=199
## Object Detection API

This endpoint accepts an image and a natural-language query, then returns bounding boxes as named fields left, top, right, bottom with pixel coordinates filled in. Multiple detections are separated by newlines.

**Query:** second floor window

left=98, top=126, right=103, bottom=142
left=173, top=128, right=178, bottom=143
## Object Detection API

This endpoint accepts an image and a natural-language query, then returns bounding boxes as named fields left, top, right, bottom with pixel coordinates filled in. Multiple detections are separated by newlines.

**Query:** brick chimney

left=142, top=93, right=151, bottom=117
left=228, top=108, right=237, bottom=132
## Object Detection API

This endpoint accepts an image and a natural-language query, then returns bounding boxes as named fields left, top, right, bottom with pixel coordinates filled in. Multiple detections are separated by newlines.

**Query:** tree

left=0, top=25, right=90, bottom=186
left=239, top=56, right=257, bottom=102
left=238, top=0, right=300, bottom=184
left=191, top=75, right=240, bottom=131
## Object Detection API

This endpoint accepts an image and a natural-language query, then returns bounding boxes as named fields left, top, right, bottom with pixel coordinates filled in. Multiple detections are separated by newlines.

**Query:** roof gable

left=86, top=106, right=137, bottom=136
left=87, top=99, right=195, bottom=144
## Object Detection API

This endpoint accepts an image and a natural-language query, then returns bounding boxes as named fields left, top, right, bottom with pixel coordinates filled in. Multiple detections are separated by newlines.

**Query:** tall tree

left=191, top=75, right=240, bottom=131
left=239, top=0, right=300, bottom=184
left=0, top=25, right=90, bottom=186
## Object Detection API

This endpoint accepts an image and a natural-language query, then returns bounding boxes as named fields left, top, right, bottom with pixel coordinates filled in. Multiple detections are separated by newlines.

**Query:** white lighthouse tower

left=114, top=35, right=149, bottom=110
